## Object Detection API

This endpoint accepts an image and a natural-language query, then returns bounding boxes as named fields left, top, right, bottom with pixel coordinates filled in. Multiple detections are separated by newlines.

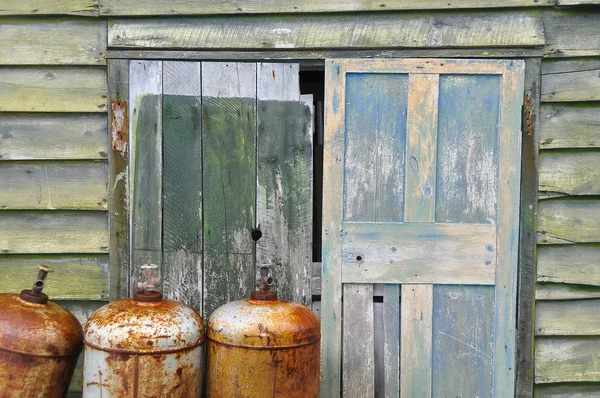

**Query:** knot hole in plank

left=251, top=228, right=262, bottom=242
left=410, top=156, right=419, bottom=173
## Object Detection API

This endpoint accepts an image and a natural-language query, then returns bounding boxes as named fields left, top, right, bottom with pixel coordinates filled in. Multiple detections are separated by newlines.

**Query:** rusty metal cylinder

left=0, top=265, right=84, bottom=397
left=206, top=281, right=321, bottom=397
left=83, top=264, right=205, bottom=397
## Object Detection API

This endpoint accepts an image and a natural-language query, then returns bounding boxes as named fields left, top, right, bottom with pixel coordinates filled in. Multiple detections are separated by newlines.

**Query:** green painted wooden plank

left=129, top=60, right=162, bottom=293
left=201, top=62, right=256, bottom=318
left=0, top=162, right=107, bottom=210
left=536, top=299, right=600, bottom=336
left=536, top=283, right=600, bottom=300
left=108, top=11, right=544, bottom=50
left=542, top=59, right=600, bottom=102
left=162, top=61, right=203, bottom=314
left=534, top=383, right=600, bottom=398
left=536, top=338, right=600, bottom=383
left=108, top=59, right=129, bottom=301
left=432, top=286, right=495, bottom=397
left=543, top=10, right=600, bottom=57
left=538, top=245, right=600, bottom=286
left=0, top=18, right=106, bottom=65
left=539, top=151, right=600, bottom=197
left=256, top=63, right=313, bottom=306
left=99, top=0, right=552, bottom=15
left=0, top=68, right=107, bottom=113
left=0, top=0, right=98, bottom=16
left=0, top=211, right=107, bottom=254
left=538, top=199, right=600, bottom=244
left=0, top=114, right=107, bottom=160
left=540, top=104, right=600, bottom=149
left=0, top=255, right=108, bottom=300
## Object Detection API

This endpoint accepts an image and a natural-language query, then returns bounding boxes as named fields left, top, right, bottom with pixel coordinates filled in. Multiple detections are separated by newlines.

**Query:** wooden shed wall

left=1, top=1, right=600, bottom=396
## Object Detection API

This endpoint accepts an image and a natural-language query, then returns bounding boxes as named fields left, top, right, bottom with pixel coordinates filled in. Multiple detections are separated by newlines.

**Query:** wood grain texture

left=108, top=11, right=544, bottom=50
left=320, top=59, right=346, bottom=398
left=162, top=61, right=203, bottom=313
left=202, top=62, right=256, bottom=318
left=342, top=223, right=496, bottom=284
left=0, top=211, right=107, bottom=254
left=342, top=284, right=374, bottom=398
left=0, top=162, right=107, bottom=210
left=538, top=199, right=600, bottom=244
left=536, top=283, right=600, bottom=301
left=405, top=74, right=438, bottom=223
left=0, top=255, right=108, bottom=299
left=536, top=338, right=600, bottom=383
left=129, top=60, right=162, bottom=292
left=107, top=59, right=129, bottom=301
left=0, top=114, right=107, bottom=160
left=556, top=0, right=600, bottom=3
left=256, top=63, right=313, bottom=306
left=540, top=104, right=600, bottom=149
left=534, top=383, right=600, bottom=398
left=0, top=68, right=107, bottom=112
left=536, top=300, right=600, bottom=336
left=538, top=245, right=600, bottom=286
left=432, top=286, right=495, bottom=397
left=383, top=284, right=400, bottom=398
left=401, top=284, right=433, bottom=398
left=539, top=151, right=600, bottom=197
left=543, top=10, right=600, bottom=57
left=0, top=0, right=98, bottom=16
left=0, top=18, right=106, bottom=65
left=99, top=0, right=552, bottom=15
left=541, top=59, right=600, bottom=102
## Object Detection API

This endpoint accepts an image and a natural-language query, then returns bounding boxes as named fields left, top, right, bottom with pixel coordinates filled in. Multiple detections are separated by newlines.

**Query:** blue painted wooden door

left=320, top=59, right=524, bottom=397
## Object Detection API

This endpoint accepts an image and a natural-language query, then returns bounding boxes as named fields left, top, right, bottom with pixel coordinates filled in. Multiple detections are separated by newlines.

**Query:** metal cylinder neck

left=134, top=264, right=162, bottom=302
left=20, top=264, right=52, bottom=304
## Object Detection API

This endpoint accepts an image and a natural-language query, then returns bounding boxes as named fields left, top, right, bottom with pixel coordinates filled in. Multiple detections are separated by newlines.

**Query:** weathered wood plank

left=107, top=59, right=129, bottom=301
left=534, top=383, right=600, bottom=398
left=0, top=162, right=107, bottom=210
left=539, top=151, right=600, bottom=197
left=432, top=286, right=495, bottom=397
left=383, top=284, right=400, bottom=398
left=0, top=114, right=107, bottom=160
left=202, top=62, right=256, bottom=318
left=536, top=338, right=600, bottom=383
left=0, top=18, right=106, bottom=65
left=538, top=245, right=600, bottom=285
left=541, top=59, right=600, bottom=102
left=129, top=60, right=162, bottom=293
left=0, top=68, right=107, bottom=113
left=557, top=0, right=600, bottom=3
left=342, top=284, right=374, bottom=398
left=0, top=255, right=108, bottom=300
left=538, top=199, right=600, bottom=244
left=536, top=283, right=600, bottom=300
left=108, top=11, right=544, bottom=50
left=256, top=64, right=313, bottom=306
left=342, top=223, right=496, bottom=284
left=536, top=300, right=600, bottom=336
left=401, top=284, right=433, bottom=398
left=0, top=1, right=98, bottom=16
left=0, top=212, right=108, bottom=254
left=540, top=104, right=600, bottom=149
left=162, top=61, right=203, bottom=314
left=543, top=10, right=600, bottom=58
left=99, top=0, right=552, bottom=15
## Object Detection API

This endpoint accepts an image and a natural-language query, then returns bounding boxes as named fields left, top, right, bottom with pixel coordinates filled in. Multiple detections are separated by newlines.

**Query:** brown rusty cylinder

left=206, top=290, right=321, bottom=398
left=82, top=290, right=205, bottom=397
left=0, top=268, right=84, bottom=398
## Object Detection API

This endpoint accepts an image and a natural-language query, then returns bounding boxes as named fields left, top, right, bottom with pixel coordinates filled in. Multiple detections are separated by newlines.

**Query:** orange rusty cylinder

left=0, top=265, right=84, bottom=398
left=206, top=268, right=320, bottom=398
left=83, top=264, right=205, bottom=397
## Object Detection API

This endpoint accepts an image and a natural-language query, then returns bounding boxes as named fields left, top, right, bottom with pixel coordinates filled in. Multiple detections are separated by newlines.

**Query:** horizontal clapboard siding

left=537, top=199, right=600, bottom=244
left=538, top=245, right=600, bottom=286
left=543, top=11, right=600, bottom=57
left=536, top=338, right=600, bottom=383
left=0, top=1, right=99, bottom=16
left=541, top=59, right=600, bottom=102
left=534, top=383, right=600, bottom=398
left=536, top=283, right=600, bottom=301
left=108, top=11, right=544, bottom=49
left=540, top=104, right=600, bottom=149
left=538, top=151, right=600, bottom=197
left=0, top=18, right=106, bottom=65
left=536, top=300, right=600, bottom=335
left=98, top=0, right=552, bottom=15
left=0, top=68, right=107, bottom=112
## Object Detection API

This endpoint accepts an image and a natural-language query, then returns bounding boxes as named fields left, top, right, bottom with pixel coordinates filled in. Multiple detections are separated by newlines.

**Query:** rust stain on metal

left=111, top=100, right=128, bottom=154
left=524, top=93, right=534, bottom=136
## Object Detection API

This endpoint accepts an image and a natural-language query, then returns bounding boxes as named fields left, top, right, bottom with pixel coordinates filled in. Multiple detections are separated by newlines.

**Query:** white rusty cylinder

left=83, top=265, right=204, bottom=397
